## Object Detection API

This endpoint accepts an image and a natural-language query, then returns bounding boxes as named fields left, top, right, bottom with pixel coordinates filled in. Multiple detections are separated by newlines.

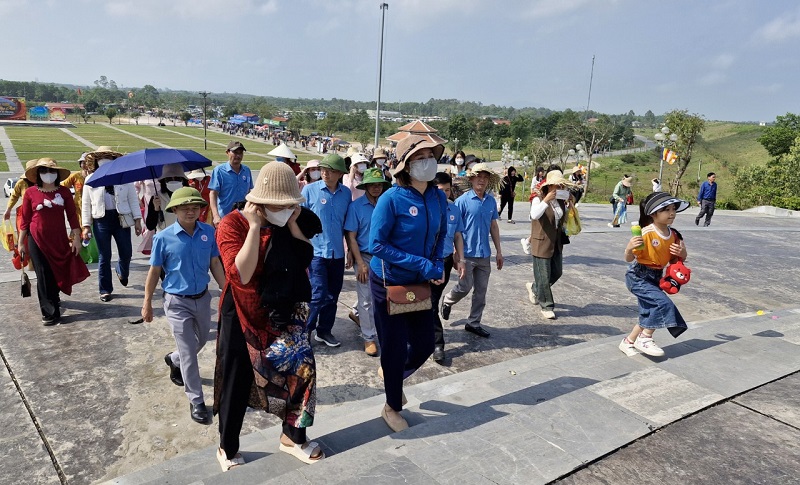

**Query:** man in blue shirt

left=301, top=153, right=351, bottom=347
left=442, top=163, right=504, bottom=338
left=209, top=141, right=253, bottom=226
left=141, top=188, right=226, bottom=424
left=695, top=172, right=717, bottom=227
left=344, top=168, right=390, bottom=357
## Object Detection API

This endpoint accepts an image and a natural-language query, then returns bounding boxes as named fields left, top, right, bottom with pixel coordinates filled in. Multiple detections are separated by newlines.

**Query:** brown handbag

left=386, top=283, right=432, bottom=315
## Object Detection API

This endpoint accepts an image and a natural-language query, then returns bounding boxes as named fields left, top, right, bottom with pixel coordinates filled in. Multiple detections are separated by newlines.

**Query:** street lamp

left=199, top=91, right=209, bottom=150
left=453, top=138, right=459, bottom=153
left=373, top=3, right=389, bottom=151
left=516, top=137, right=521, bottom=155
left=487, top=138, right=493, bottom=162
left=654, top=126, right=679, bottom=183
left=521, top=155, right=530, bottom=193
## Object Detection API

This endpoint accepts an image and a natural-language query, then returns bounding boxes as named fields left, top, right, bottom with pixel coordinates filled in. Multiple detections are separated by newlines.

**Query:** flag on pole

left=662, top=148, right=678, bottom=165
left=76, top=88, right=82, bottom=95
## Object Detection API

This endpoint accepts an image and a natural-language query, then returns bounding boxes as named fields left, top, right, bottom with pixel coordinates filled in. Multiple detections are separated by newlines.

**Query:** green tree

left=105, top=107, right=118, bottom=124
left=179, top=111, right=192, bottom=126
left=663, top=109, right=706, bottom=195
left=644, top=110, right=656, bottom=128
left=734, top=135, right=800, bottom=209
left=446, top=114, right=471, bottom=149
left=757, top=113, right=800, bottom=157
left=84, top=100, right=99, bottom=113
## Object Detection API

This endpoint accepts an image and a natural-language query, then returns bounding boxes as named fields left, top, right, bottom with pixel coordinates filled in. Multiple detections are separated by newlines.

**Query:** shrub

left=716, top=200, right=740, bottom=210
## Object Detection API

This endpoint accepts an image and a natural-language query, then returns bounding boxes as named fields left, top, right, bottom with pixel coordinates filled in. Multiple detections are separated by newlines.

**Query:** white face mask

left=166, top=181, right=184, bottom=192
left=556, top=189, right=570, bottom=200
left=309, top=171, right=321, bottom=180
left=455, top=158, right=465, bottom=166
left=374, top=158, right=386, bottom=167
left=40, top=173, right=58, bottom=184
left=265, top=207, right=294, bottom=227
left=409, top=157, right=438, bottom=182
left=356, top=163, right=367, bottom=174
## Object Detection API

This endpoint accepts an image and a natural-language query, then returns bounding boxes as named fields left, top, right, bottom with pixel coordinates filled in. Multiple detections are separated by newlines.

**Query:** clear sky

left=3, top=0, right=799, bottom=122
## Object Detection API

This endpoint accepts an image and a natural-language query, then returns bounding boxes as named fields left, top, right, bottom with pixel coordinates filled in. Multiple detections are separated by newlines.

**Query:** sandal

left=279, top=440, right=325, bottom=464
left=216, top=447, right=245, bottom=472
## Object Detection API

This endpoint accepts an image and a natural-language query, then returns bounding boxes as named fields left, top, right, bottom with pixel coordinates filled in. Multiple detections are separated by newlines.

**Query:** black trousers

left=27, top=235, right=60, bottom=319
left=430, top=254, right=455, bottom=347
left=499, top=196, right=515, bottom=219
left=217, top=291, right=305, bottom=459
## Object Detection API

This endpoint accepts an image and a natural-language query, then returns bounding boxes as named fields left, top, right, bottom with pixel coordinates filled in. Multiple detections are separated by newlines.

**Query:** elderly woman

left=369, top=134, right=447, bottom=432
left=529, top=170, right=575, bottom=320
left=18, top=159, right=90, bottom=325
left=82, top=146, right=143, bottom=301
left=609, top=176, right=633, bottom=228
left=214, top=161, right=324, bottom=471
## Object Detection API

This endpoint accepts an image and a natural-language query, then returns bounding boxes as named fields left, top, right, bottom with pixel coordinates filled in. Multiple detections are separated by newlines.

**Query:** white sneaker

left=618, top=337, right=638, bottom=356
left=634, top=335, right=665, bottom=357
left=520, top=238, right=531, bottom=255
left=525, top=282, right=538, bottom=304
left=541, top=309, right=556, bottom=320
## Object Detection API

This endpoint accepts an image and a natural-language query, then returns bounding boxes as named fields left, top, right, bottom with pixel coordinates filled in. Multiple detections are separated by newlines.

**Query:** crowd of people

left=3, top=134, right=696, bottom=472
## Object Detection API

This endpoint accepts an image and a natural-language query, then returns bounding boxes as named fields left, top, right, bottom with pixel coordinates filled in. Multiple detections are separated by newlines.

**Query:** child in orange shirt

left=620, top=192, right=689, bottom=357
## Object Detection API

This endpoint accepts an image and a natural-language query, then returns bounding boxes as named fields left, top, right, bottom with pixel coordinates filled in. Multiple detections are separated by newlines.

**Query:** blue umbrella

left=86, top=148, right=213, bottom=187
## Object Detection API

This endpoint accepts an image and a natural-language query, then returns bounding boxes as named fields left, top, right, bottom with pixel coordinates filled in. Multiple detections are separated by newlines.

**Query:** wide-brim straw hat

left=21, top=159, right=39, bottom=179
left=268, top=144, right=297, bottom=160
left=466, top=162, right=504, bottom=192
left=165, top=187, right=208, bottom=212
left=372, top=147, right=388, bottom=160
left=84, top=145, right=123, bottom=166
left=392, top=134, right=445, bottom=176
left=319, top=153, right=347, bottom=173
left=25, top=158, right=71, bottom=183
left=621, top=176, right=633, bottom=187
left=357, top=168, right=391, bottom=190
left=246, top=161, right=306, bottom=206
left=540, top=170, right=577, bottom=188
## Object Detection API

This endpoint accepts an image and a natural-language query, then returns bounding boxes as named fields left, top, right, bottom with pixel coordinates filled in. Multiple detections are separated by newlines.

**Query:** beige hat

left=350, top=153, right=369, bottom=166
left=621, top=176, right=633, bottom=187
left=25, top=158, right=71, bottom=183
left=392, top=134, right=445, bottom=175
left=159, top=163, right=187, bottom=180
left=21, top=159, right=39, bottom=180
left=246, top=161, right=306, bottom=206
left=541, top=170, right=577, bottom=188
left=84, top=146, right=123, bottom=167
left=267, top=144, right=297, bottom=160
left=185, top=168, right=208, bottom=180
left=466, top=162, right=504, bottom=192
left=372, top=147, right=388, bottom=160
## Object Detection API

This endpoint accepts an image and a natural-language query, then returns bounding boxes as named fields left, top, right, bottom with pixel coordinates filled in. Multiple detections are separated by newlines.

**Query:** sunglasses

left=38, top=168, right=59, bottom=174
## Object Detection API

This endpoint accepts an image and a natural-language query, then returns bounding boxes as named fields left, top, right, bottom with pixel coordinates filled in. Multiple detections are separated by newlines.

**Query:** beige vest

left=529, top=199, right=566, bottom=258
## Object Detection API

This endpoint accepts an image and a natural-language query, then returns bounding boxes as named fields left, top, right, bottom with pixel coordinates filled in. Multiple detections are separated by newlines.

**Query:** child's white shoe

left=634, top=335, right=665, bottom=357
left=618, top=337, right=638, bottom=357
left=520, top=238, right=531, bottom=255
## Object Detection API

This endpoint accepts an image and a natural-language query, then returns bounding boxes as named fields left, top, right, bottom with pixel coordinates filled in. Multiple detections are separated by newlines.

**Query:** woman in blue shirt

left=369, top=134, right=448, bottom=433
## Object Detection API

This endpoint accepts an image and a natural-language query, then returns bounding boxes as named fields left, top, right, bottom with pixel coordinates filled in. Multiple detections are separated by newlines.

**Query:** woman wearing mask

left=499, top=166, right=524, bottom=223
left=528, top=170, right=575, bottom=320
left=343, top=153, right=369, bottom=201
left=214, top=161, right=324, bottom=471
left=371, top=148, right=392, bottom=181
left=297, top=160, right=321, bottom=190
left=19, top=158, right=90, bottom=325
left=82, top=146, right=143, bottom=302
left=369, top=134, right=447, bottom=432
left=452, top=150, right=466, bottom=176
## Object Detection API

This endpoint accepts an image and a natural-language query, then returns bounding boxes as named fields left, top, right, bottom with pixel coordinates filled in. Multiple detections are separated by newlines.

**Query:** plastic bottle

left=631, top=224, right=645, bottom=250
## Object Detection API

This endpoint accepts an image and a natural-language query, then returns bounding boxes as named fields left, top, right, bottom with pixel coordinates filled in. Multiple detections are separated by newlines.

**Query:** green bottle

left=631, top=225, right=645, bottom=249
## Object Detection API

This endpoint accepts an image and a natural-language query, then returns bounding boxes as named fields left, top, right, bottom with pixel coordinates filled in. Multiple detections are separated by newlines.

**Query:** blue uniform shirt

left=456, top=189, right=498, bottom=258
left=209, top=162, right=253, bottom=217
left=442, top=200, right=464, bottom=257
left=149, top=221, right=219, bottom=295
left=301, top=180, right=351, bottom=259
left=344, top=194, right=376, bottom=253
left=697, top=181, right=717, bottom=201
left=369, top=184, right=447, bottom=285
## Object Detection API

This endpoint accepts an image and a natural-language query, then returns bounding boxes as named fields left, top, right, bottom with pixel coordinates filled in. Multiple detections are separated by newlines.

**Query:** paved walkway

left=0, top=127, right=23, bottom=171
left=0, top=203, right=798, bottom=484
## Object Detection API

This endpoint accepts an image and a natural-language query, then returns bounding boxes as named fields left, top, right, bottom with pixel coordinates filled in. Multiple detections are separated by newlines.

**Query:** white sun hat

left=267, top=144, right=297, bottom=160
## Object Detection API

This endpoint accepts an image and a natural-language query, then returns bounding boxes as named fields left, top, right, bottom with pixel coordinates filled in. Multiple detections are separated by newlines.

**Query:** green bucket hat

left=357, top=168, right=391, bottom=190
left=319, top=153, right=347, bottom=173
left=165, top=187, right=208, bottom=213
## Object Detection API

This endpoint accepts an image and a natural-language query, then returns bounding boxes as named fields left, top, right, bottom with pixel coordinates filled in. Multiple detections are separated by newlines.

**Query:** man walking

left=344, top=168, right=390, bottom=357
left=441, top=163, right=504, bottom=338
left=696, top=172, right=717, bottom=227
left=142, top=187, right=225, bottom=424
left=301, top=153, right=351, bottom=347
left=209, top=141, right=253, bottom=226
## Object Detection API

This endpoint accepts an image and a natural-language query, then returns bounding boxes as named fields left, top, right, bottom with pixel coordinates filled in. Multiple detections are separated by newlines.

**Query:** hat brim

left=646, top=196, right=690, bottom=215
left=165, top=197, right=208, bottom=212
left=245, top=193, right=306, bottom=206
left=84, top=150, right=123, bottom=166
left=357, top=178, right=391, bottom=190
left=25, top=166, right=71, bottom=183
left=392, top=141, right=445, bottom=176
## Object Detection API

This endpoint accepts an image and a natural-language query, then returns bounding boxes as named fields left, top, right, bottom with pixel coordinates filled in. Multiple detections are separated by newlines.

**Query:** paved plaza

left=1, top=191, right=799, bottom=484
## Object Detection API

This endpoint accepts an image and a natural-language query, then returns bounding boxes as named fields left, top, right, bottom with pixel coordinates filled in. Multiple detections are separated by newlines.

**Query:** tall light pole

left=199, top=91, right=209, bottom=150
left=453, top=138, right=459, bottom=153
left=373, top=3, right=389, bottom=151
left=516, top=137, right=521, bottom=156
left=487, top=137, right=493, bottom=162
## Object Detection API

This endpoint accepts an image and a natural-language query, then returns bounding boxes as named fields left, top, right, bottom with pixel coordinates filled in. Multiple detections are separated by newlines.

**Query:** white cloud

left=710, top=53, right=735, bottom=70
left=105, top=0, right=278, bottom=20
left=753, top=7, right=800, bottom=43
left=697, top=72, right=726, bottom=86
left=521, top=0, right=622, bottom=20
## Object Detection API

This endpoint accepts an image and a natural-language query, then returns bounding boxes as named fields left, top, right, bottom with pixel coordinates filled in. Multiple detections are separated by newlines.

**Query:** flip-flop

left=216, top=447, right=245, bottom=472
left=279, top=441, right=325, bottom=464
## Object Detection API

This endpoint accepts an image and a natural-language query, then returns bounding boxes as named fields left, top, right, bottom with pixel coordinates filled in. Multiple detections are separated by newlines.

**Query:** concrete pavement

left=0, top=201, right=798, bottom=484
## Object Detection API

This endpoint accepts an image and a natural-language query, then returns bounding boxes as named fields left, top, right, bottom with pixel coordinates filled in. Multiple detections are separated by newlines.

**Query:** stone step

left=106, top=308, right=800, bottom=484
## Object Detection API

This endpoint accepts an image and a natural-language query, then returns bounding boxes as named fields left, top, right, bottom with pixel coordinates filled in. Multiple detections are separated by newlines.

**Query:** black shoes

left=164, top=353, right=184, bottom=386
left=116, top=270, right=128, bottom=287
left=42, top=315, right=60, bottom=326
left=100, top=294, right=112, bottom=302
left=432, top=345, right=445, bottom=363
left=465, top=325, right=490, bottom=338
left=441, top=303, right=452, bottom=320
left=695, top=218, right=700, bottom=226
left=314, top=331, right=341, bottom=347
left=190, top=402, right=210, bottom=424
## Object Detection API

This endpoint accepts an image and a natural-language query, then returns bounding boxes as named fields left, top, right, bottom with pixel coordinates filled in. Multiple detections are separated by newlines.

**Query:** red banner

left=0, top=97, right=27, bottom=120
